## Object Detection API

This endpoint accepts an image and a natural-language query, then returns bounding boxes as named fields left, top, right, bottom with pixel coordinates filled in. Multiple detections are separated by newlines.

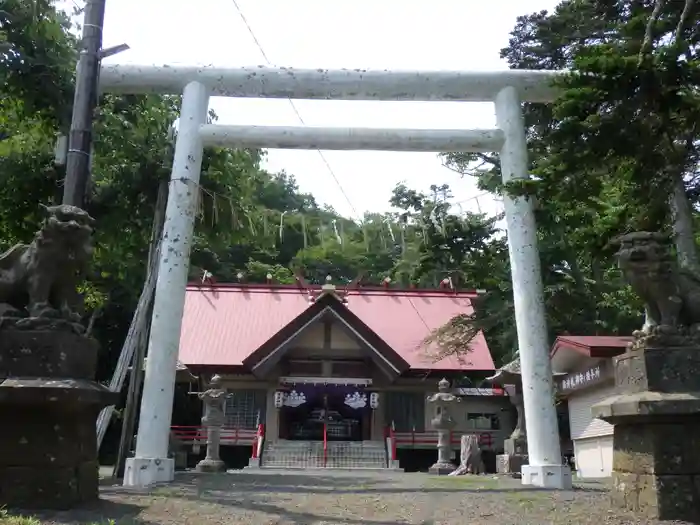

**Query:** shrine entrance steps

left=258, top=440, right=398, bottom=470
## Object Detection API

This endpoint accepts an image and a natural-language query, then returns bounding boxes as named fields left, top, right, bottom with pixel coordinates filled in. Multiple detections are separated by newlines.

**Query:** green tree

left=385, top=183, right=519, bottom=365
left=429, top=1, right=692, bottom=365
left=1, top=0, right=76, bottom=129
left=0, top=4, right=340, bottom=378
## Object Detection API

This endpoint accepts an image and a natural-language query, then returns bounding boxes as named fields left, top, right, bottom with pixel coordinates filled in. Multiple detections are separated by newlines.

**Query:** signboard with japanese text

left=456, top=387, right=506, bottom=396
left=556, top=360, right=612, bottom=394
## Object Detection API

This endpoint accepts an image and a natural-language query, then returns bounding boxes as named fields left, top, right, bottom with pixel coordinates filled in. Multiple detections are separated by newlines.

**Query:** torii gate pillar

left=495, top=86, right=571, bottom=489
left=123, top=81, right=210, bottom=487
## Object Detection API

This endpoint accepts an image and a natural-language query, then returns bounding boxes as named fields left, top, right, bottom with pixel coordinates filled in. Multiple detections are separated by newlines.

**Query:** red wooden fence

left=170, top=425, right=256, bottom=445
left=392, top=429, right=495, bottom=449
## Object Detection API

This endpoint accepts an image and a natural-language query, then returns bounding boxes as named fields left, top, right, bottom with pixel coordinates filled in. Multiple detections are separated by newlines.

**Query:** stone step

left=263, top=461, right=387, bottom=465
left=264, top=452, right=386, bottom=459
left=261, top=439, right=389, bottom=469
left=264, top=453, right=386, bottom=460
left=265, top=448, right=386, bottom=454
left=266, top=444, right=385, bottom=448
left=265, top=444, right=385, bottom=452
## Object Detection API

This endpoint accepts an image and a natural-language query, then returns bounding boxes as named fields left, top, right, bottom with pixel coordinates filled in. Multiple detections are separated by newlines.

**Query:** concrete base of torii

left=123, top=457, right=174, bottom=487
left=522, top=465, right=572, bottom=489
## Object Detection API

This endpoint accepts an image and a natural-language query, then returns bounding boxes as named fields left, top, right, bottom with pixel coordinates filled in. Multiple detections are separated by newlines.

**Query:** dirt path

left=7, top=470, right=694, bottom=525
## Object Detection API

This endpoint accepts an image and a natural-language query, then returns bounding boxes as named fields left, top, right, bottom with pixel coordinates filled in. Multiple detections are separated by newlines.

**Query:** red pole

left=259, top=424, right=265, bottom=458
left=251, top=424, right=263, bottom=459
left=258, top=423, right=264, bottom=457
left=323, top=422, right=328, bottom=467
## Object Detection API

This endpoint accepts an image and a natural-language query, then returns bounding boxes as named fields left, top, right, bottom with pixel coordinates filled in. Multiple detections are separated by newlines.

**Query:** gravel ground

left=6, top=469, right=696, bottom=525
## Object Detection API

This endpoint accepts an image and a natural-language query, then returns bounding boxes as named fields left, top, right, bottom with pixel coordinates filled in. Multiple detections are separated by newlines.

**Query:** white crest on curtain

left=344, top=392, right=367, bottom=409
left=283, top=390, right=307, bottom=407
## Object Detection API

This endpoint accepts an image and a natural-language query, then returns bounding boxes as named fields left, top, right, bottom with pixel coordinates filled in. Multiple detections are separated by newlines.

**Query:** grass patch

left=424, top=475, right=501, bottom=489
left=504, top=491, right=547, bottom=508
left=0, top=508, right=40, bottom=525
left=0, top=508, right=116, bottom=525
left=151, top=486, right=182, bottom=497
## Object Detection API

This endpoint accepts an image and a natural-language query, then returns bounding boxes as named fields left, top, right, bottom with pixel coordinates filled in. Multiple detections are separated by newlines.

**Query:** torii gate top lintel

left=99, top=64, right=563, bottom=103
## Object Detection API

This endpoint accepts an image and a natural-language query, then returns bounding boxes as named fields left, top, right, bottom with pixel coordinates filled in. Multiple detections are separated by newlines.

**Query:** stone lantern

left=196, top=375, right=230, bottom=472
left=426, top=378, right=460, bottom=475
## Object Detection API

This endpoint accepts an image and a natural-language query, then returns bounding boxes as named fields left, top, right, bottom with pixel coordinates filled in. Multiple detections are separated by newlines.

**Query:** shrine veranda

left=98, top=64, right=572, bottom=489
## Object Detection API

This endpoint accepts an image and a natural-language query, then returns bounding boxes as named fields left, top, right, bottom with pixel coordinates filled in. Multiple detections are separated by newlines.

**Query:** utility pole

left=62, top=0, right=107, bottom=207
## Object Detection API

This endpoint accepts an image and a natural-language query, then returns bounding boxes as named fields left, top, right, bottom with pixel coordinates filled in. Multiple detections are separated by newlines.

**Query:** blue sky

left=62, top=0, right=561, bottom=221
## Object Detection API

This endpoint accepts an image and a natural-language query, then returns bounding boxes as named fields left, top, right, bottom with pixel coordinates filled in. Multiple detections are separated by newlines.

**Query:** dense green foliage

left=435, top=0, right=700, bottom=362
left=3, top=0, right=699, bottom=376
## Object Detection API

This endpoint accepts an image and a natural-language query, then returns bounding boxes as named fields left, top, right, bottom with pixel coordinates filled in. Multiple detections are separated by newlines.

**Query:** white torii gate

left=98, top=64, right=571, bottom=489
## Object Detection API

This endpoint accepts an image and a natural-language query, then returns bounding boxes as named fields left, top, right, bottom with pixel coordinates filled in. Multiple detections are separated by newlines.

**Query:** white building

left=550, top=336, right=630, bottom=479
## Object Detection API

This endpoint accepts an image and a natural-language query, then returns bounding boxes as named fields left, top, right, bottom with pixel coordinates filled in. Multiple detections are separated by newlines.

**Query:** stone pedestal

left=196, top=457, right=226, bottom=473
left=496, top=436, right=528, bottom=475
left=497, top=456, right=528, bottom=475
left=496, top=454, right=526, bottom=475
left=195, top=425, right=226, bottom=473
left=0, top=330, right=117, bottom=509
left=592, top=344, right=700, bottom=522
left=428, top=427, right=455, bottom=475
left=428, top=462, right=455, bottom=475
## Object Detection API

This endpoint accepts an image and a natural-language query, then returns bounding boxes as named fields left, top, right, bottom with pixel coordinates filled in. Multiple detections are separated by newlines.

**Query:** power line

left=230, top=0, right=271, bottom=64
left=452, top=192, right=490, bottom=206
left=231, top=0, right=360, bottom=220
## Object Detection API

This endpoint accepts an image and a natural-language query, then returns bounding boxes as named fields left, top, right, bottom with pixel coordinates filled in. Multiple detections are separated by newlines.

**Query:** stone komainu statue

left=617, top=231, right=700, bottom=336
left=0, top=205, right=94, bottom=329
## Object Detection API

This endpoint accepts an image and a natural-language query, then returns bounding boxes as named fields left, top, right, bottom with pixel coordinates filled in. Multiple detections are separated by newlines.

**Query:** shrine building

left=550, top=335, right=631, bottom=479
left=172, top=278, right=514, bottom=470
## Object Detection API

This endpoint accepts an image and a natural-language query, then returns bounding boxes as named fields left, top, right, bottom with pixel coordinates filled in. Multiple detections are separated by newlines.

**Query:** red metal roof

left=550, top=335, right=632, bottom=358
left=179, top=283, right=495, bottom=372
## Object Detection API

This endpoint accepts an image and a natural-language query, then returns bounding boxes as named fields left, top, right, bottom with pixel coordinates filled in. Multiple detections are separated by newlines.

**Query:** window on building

left=466, top=413, right=500, bottom=430
left=225, top=389, right=267, bottom=429
left=384, top=392, right=425, bottom=432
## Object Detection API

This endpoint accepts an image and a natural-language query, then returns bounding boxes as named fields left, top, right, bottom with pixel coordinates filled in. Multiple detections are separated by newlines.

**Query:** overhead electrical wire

left=231, top=0, right=360, bottom=220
